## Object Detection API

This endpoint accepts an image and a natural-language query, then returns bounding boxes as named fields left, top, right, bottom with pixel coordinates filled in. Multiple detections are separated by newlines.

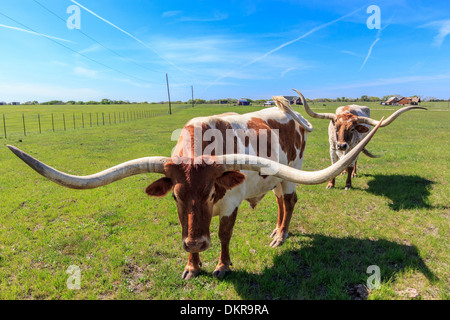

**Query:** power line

left=0, top=11, right=157, bottom=85
left=32, top=0, right=160, bottom=75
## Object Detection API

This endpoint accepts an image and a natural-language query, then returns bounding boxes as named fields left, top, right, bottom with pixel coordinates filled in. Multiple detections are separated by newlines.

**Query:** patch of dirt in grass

left=398, top=288, right=421, bottom=299
left=348, top=284, right=369, bottom=300
left=122, top=261, right=149, bottom=293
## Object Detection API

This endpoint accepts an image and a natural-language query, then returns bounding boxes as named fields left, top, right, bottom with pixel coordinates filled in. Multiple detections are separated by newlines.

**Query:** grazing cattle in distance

left=7, top=91, right=383, bottom=280
left=294, top=88, right=427, bottom=190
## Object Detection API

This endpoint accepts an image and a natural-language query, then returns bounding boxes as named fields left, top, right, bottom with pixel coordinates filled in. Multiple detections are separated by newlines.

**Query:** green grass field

left=0, top=102, right=448, bottom=300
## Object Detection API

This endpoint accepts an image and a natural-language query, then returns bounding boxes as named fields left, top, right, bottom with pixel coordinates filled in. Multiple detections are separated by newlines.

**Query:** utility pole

left=166, top=73, right=172, bottom=115
left=191, top=85, right=194, bottom=108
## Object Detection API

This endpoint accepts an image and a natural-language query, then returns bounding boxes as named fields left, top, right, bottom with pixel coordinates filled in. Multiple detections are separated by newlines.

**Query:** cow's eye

left=211, top=192, right=215, bottom=200
left=172, top=194, right=177, bottom=201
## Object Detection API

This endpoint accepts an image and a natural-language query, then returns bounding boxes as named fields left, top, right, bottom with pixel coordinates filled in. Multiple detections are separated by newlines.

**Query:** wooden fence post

left=22, top=113, right=26, bottom=136
left=2, top=114, right=6, bottom=138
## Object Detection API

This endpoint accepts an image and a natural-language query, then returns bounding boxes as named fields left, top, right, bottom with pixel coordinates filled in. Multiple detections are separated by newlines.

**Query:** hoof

left=182, top=268, right=200, bottom=280
left=270, top=228, right=279, bottom=238
left=213, top=266, right=231, bottom=279
left=345, top=185, right=352, bottom=191
left=326, top=184, right=335, bottom=189
left=269, top=231, right=288, bottom=247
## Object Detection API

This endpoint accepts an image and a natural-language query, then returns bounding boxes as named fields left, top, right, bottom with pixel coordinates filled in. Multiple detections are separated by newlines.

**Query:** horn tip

left=7, top=144, right=21, bottom=156
left=375, top=116, right=385, bottom=129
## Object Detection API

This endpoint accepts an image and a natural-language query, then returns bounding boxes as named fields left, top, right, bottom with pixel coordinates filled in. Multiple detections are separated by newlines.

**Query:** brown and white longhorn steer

left=7, top=93, right=383, bottom=280
left=295, top=89, right=427, bottom=190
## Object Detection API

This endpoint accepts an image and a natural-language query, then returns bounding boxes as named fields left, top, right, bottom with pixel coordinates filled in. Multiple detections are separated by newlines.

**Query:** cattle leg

left=327, top=148, right=339, bottom=189
left=270, top=182, right=297, bottom=248
left=352, top=161, right=357, bottom=178
left=182, top=253, right=202, bottom=280
left=213, top=207, right=238, bottom=278
left=345, top=166, right=354, bottom=190
left=326, top=177, right=335, bottom=189
left=270, top=184, right=285, bottom=238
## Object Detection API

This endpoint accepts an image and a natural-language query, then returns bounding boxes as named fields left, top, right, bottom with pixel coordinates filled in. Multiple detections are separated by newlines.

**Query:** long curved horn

left=272, top=94, right=313, bottom=132
left=217, top=117, right=383, bottom=185
left=7, top=145, right=170, bottom=189
left=356, top=106, right=427, bottom=127
left=292, top=88, right=337, bottom=121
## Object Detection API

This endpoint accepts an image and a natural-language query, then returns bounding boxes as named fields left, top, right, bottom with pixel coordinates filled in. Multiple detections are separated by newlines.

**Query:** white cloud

left=281, top=67, right=297, bottom=77
left=162, top=10, right=182, bottom=18
left=73, top=66, right=99, bottom=78
left=79, top=44, right=104, bottom=54
left=161, top=10, right=227, bottom=22
left=419, top=19, right=450, bottom=47
left=149, top=35, right=312, bottom=87
left=70, top=0, right=183, bottom=73
left=178, top=12, right=228, bottom=22
left=432, top=20, right=450, bottom=47
left=0, top=82, right=104, bottom=102
left=310, top=74, right=450, bottom=92
left=0, top=23, right=74, bottom=43
left=359, top=38, right=380, bottom=71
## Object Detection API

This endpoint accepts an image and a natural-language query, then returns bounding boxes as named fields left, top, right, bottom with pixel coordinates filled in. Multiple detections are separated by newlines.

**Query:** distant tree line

left=7, top=95, right=447, bottom=106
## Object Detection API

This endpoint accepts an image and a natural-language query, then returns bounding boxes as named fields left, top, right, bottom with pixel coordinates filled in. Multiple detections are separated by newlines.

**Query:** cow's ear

left=216, top=171, right=246, bottom=190
left=145, top=177, right=173, bottom=197
left=355, top=125, right=370, bottom=133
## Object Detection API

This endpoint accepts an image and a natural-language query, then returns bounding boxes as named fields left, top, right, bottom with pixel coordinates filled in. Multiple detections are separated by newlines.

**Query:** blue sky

left=0, top=0, right=449, bottom=102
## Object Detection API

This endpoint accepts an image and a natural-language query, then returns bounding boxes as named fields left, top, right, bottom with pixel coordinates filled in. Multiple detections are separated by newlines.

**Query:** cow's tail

left=272, top=95, right=313, bottom=132
left=362, top=148, right=381, bottom=158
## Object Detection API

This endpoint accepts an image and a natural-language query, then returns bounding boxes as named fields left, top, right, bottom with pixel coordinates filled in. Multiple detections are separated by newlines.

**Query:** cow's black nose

left=337, top=143, right=348, bottom=150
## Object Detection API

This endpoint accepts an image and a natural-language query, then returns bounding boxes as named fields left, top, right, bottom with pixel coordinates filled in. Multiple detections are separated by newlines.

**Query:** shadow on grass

left=221, top=234, right=437, bottom=300
left=364, top=174, right=434, bottom=211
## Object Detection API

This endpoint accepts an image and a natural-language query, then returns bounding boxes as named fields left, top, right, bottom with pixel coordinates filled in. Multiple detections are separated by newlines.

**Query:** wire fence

left=1, top=109, right=168, bottom=139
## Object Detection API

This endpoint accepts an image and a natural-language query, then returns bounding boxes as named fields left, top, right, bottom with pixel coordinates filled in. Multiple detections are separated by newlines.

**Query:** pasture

left=0, top=101, right=448, bottom=300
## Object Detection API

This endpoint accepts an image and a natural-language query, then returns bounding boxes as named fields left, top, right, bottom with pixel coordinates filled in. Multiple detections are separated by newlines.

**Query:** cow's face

left=333, top=113, right=370, bottom=151
left=145, top=161, right=245, bottom=253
